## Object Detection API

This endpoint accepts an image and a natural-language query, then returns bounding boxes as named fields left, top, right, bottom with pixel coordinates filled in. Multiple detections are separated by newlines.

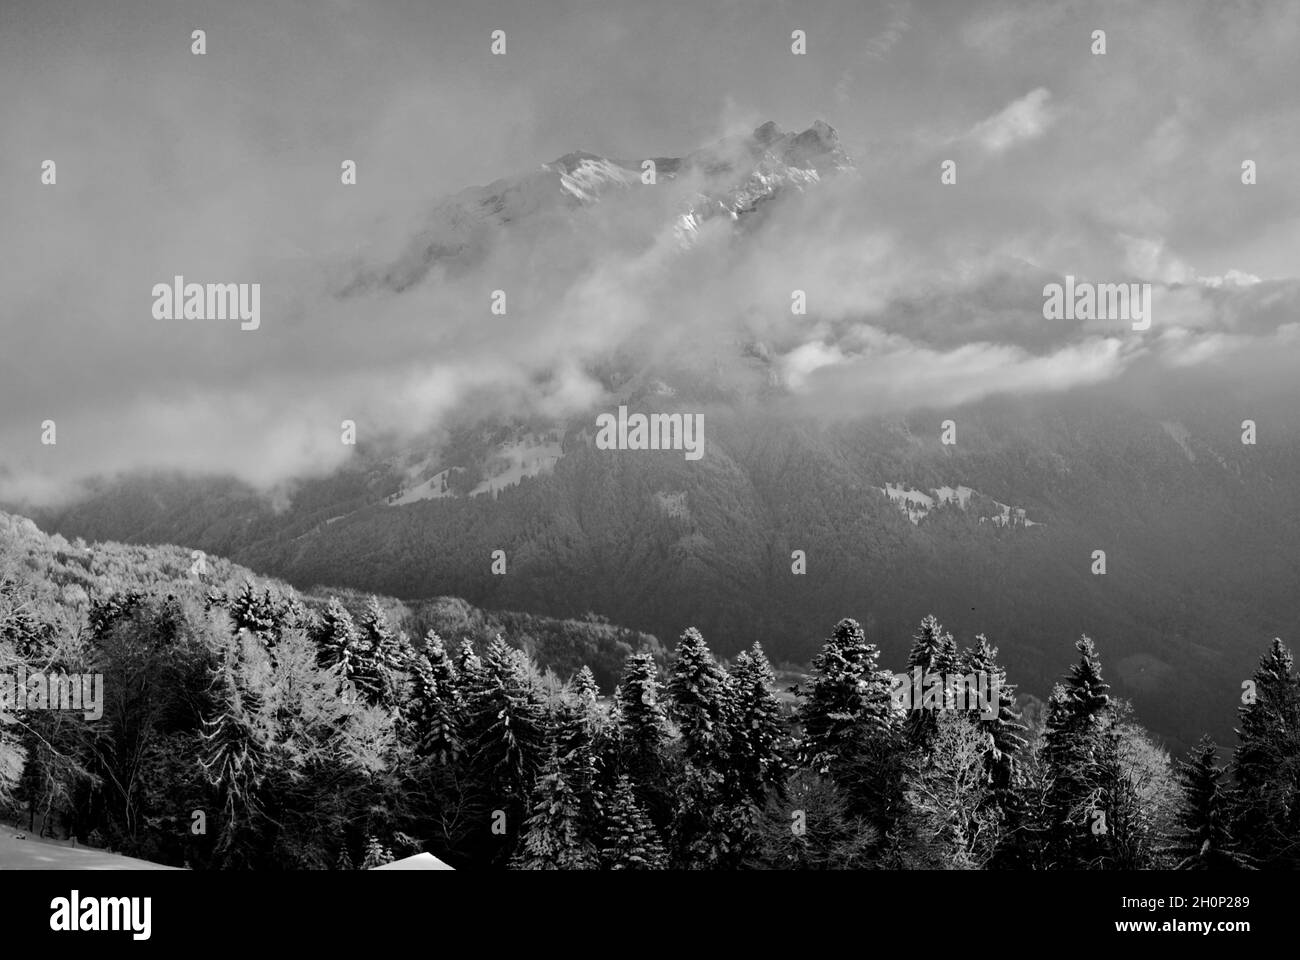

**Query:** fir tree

left=463, top=638, right=549, bottom=846
left=315, top=597, right=363, bottom=689
left=666, top=627, right=735, bottom=769
left=406, top=632, right=462, bottom=765
left=356, top=596, right=404, bottom=708
left=962, top=634, right=1028, bottom=791
left=512, top=749, right=598, bottom=870
left=795, top=618, right=894, bottom=777
left=198, top=641, right=273, bottom=868
left=359, top=835, right=392, bottom=869
left=1039, top=636, right=1113, bottom=868
left=1171, top=736, right=1251, bottom=870
left=1230, top=637, right=1300, bottom=868
left=611, top=652, right=669, bottom=776
left=730, top=644, right=790, bottom=803
left=599, top=775, right=667, bottom=869
left=904, top=614, right=958, bottom=748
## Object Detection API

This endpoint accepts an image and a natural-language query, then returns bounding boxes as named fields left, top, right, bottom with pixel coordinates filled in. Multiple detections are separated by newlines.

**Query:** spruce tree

left=463, top=638, right=549, bottom=847
left=904, top=614, right=957, bottom=748
left=356, top=596, right=404, bottom=708
left=406, top=632, right=462, bottom=765
left=730, top=644, right=790, bottom=803
left=359, top=835, right=392, bottom=869
left=795, top=618, right=894, bottom=777
left=1039, top=636, right=1112, bottom=868
left=315, top=597, right=364, bottom=693
left=666, top=627, right=735, bottom=769
left=198, top=643, right=273, bottom=868
left=599, top=774, right=667, bottom=869
left=558, top=665, right=604, bottom=819
left=1230, top=637, right=1300, bottom=868
left=1171, top=736, right=1251, bottom=870
left=512, top=749, right=598, bottom=870
left=962, top=634, right=1028, bottom=791
left=611, top=652, right=669, bottom=778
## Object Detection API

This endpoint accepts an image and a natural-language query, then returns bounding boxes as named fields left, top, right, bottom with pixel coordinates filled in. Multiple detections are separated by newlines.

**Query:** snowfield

left=0, top=828, right=178, bottom=870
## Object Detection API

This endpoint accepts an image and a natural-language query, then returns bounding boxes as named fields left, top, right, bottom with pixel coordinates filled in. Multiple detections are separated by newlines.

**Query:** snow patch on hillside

left=655, top=490, right=690, bottom=521
left=467, top=436, right=564, bottom=497
left=880, top=482, right=1041, bottom=528
left=1160, top=420, right=1197, bottom=463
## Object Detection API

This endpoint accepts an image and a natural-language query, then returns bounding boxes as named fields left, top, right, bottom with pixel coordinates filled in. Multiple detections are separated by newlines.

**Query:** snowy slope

left=0, top=829, right=178, bottom=870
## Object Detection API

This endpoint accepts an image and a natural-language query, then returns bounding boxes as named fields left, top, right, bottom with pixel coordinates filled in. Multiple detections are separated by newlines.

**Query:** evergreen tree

left=406, top=632, right=461, bottom=765
left=1171, top=736, right=1252, bottom=870
left=599, top=774, right=667, bottom=869
left=226, top=579, right=279, bottom=641
left=315, top=597, right=364, bottom=694
left=463, top=638, right=549, bottom=856
left=1230, top=637, right=1300, bottom=868
left=1039, top=636, right=1113, bottom=868
left=730, top=644, right=790, bottom=803
left=557, top=665, right=604, bottom=820
left=904, top=614, right=958, bottom=748
left=795, top=618, right=894, bottom=777
left=512, top=749, right=598, bottom=869
left=198, top=639, right=273, bottom=868
left=611, top=652, right=669, bottom=778
left=962, top=634, right=1028, bottom=791
left=359, top=835, right=392, bottom=869
left=666, top=627, right=735, bottom=769
left=356, top=596, right=404, bottom=708
left=454, top=639, right=483, bottom=701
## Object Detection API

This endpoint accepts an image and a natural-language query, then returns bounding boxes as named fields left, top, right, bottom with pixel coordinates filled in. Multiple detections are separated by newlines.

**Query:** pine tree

left=730, top=644, right=790, bottom=803
left=1171, top=736, right=1251, bottom=870
left=1230, top=637, right=1300, bottom=868
left=599, top=775, right=666, bottom=870
left=795, top=618, right=894, bottom=777
left=666, top=627, right=735, bottom=769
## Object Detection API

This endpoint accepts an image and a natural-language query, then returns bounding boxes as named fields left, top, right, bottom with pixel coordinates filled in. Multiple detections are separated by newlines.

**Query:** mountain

left=11, top=121, right=1300, bottom=756
left=0, top=510, right=662, bottom=694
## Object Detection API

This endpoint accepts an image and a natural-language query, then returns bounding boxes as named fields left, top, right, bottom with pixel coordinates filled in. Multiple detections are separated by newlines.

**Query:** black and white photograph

left=0, top=0, right=1294, bottom=942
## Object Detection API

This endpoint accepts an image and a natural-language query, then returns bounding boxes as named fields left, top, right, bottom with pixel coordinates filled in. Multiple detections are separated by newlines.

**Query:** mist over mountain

left=8, top=113, right=1300, bottom=756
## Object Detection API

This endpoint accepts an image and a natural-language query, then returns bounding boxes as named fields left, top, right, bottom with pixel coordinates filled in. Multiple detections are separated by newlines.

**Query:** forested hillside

left=3, top=511, right=1296, bottom=870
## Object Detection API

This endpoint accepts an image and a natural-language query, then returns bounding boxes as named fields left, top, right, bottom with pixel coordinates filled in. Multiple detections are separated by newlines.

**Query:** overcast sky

left=2, top=0, right=1299, bottom=503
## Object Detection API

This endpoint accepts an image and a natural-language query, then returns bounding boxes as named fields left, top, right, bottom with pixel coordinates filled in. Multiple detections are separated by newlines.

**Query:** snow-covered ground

left=386, top=434, right=564, bottom=506
left=880, top=482, right=1041, bottom=528
left=0, top=828, right=178, bottom=870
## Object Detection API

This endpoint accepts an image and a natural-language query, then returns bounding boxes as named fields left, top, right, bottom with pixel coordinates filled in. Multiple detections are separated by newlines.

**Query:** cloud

left=3, top=0, right=1300, bottom=507
left=968, top=87, right=1055, bottom=154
